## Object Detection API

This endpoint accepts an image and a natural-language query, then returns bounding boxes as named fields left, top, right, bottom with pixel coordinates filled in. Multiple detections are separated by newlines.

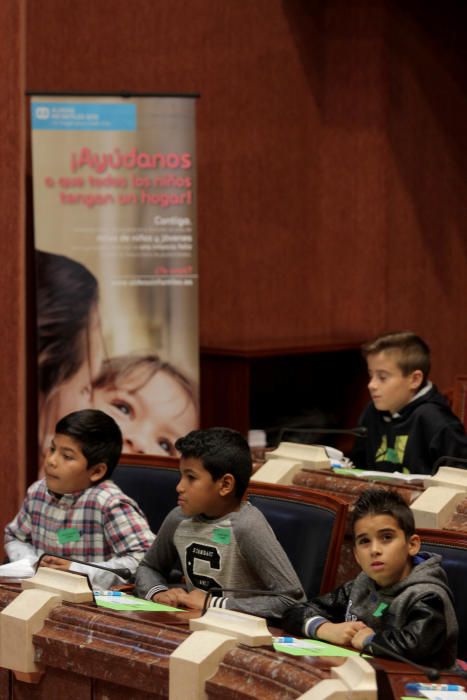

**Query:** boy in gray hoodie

left=283, top=488, right=458, bottom=669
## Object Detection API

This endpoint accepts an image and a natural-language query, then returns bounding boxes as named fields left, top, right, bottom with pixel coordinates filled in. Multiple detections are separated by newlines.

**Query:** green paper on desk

left=274, top=638, right=362, bottom=657
left=332, top=468, right=365, bottom=477
left=95, top=593, right=182, bottom=612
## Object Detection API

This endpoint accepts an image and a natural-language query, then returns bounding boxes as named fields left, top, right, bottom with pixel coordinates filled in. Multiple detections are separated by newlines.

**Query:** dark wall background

left=1, top=1, right=466, bottom=537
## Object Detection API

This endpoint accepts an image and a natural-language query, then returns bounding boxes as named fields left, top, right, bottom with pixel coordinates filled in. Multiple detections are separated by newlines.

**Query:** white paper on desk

left=358, top=470, right=425, bottom=483
left=0, top=558, right=35, bottom=578
left=420, top=691, right=467, bottom=700
left=95, top=594, right=150, bottom=606
left=322, top=446, right=356, bottom=469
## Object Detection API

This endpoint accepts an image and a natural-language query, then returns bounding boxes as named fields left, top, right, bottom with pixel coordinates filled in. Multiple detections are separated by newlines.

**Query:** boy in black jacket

left=283, top=489, right=458, bottom=669
left=351, top=331, right=467, bottom=474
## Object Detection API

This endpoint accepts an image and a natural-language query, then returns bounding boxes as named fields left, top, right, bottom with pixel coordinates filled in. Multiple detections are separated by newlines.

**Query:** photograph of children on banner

left=36, top=250, right=199, bottom=475
left=31, top=96, right=199, bottom=474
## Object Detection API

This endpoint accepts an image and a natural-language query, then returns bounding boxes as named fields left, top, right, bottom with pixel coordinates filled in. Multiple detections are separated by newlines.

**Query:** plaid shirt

left=5, top=479, right=154, bottom=562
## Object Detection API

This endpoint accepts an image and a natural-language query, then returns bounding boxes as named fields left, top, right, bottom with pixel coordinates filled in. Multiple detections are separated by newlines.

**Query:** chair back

left=418, top=528, right=467, bottom=662
left=247, top=482, right=348, bottom=598
left=113, top=454, right=180, bottom=534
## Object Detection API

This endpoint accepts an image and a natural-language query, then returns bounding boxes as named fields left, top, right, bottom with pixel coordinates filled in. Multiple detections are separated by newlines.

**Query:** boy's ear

left=408, top=533, right=421, bottom=556
left=218, top=473, right=236, bottom=497
left=409, top=369, right=424, bottom=391
left=88, top=462, right=108, bottom=483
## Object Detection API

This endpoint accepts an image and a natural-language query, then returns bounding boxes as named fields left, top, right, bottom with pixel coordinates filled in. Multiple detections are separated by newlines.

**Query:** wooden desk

left=0, top=583, right=464, bottom=700
left=0, top=583, right=334, bottom=699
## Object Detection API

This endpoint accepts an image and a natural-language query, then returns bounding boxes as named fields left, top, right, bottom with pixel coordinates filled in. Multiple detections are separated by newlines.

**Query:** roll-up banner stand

left=30, top=94, right=199, bottom=471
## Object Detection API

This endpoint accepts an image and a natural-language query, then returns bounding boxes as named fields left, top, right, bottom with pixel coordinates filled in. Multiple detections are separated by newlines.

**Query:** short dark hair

left=362, top=331, right=431, bottom=381
left=351, top=488, right=415, bottom=540
left=175, top=427, right=252, bottom=499
left=55, top=409, right=122, bottom=480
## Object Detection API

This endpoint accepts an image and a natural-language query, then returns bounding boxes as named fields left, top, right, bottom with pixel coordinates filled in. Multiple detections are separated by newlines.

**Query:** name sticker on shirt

left=372, top=602, right=389, bottom=617
left=212, top=527, right=231, bottom=545
left=57, top=527, right=81, bottom=544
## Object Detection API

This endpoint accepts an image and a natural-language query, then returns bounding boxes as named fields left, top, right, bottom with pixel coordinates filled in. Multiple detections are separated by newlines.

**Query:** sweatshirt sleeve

left=4, top=486, right=36, bottom=556
left=428, top=421, right=467, bottom=472
left=134, top=508, right=183, bottom=600
left=214, top=507, right=305, bottom=620
left=102, top=494, right=155, bottom=558
left=282, top=583, right=352, bottom=636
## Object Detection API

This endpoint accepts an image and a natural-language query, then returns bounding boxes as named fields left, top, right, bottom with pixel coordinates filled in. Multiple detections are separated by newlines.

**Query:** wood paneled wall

left=0, top=1, right=466, bottom=532
left=24, top=0, right=466, bottom=388
left=0, top=0, right=26, bottom=544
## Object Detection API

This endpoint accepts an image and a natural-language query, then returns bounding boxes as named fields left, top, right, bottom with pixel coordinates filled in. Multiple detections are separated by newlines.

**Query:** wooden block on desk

left=425, top=466, right=467, bottom=491
left=297, top=657, right=376, bottom=700
left=190, top=608, right=272, bottom=646
left=331, top=656, right=377, bottom=699
left=21, top=567, right=93, bottom=603
left=251, top=457, right=303, bottom=485
left=411, top=486, right=466, bottom=529
left=266, top=442, right=331, bottom=470
left=0, top=589, right=61, bottom=674
left=296, top=678, right=348, bottom=699
left=170, top=630, right=238, bottom=700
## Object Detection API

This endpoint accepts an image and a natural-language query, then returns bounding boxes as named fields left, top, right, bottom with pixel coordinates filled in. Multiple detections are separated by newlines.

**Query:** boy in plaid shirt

left=5, top=409, right=154, bottom=589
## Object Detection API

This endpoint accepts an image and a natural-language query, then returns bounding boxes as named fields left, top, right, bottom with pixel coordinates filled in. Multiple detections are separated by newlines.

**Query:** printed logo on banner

left=31, top=102, right=136, bottom=131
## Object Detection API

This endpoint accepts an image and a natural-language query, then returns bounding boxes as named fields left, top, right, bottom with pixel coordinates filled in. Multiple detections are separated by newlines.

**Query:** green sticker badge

left=212, top=527, right=231, bottom=545
left=372, top=602, right=389, bottom=617
left=57, top=527, right=81, bottom=544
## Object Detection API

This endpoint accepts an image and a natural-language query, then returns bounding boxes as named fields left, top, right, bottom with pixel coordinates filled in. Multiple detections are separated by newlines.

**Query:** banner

left=31, top=95, right=199, bottom=467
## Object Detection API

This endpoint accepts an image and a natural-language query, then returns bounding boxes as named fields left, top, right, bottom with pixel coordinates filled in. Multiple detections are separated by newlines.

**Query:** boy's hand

left=350, top=626, right=374, bottom=650
left=316, top=621, right=367, bottom=645
left=152, top=588, right=186, bottom=607
left=176, top=589, right=209, bottom=611
left=39, top=555, right=71, bottom=571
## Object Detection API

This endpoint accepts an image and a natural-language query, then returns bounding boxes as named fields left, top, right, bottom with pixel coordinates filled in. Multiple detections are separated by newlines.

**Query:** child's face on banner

left=93, top=370, right=197, bottom=457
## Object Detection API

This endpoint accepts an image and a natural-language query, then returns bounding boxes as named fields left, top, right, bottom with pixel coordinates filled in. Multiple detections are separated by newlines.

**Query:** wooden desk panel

left=0, top=584, right=464, bottom=700
left=0, top=585, right=332, bottom=700
left=292, top=468, right=425, bottom=503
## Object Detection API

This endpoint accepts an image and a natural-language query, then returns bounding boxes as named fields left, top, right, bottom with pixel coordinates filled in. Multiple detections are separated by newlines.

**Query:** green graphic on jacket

left=375, top=435, right=408, bottom=464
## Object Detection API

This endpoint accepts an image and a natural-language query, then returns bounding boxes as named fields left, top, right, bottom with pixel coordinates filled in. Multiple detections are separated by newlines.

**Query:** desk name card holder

left=189, top=607, right=272, bottom=646
left=266, top=442, right=331, bottom=470
left=170, top=608, right=272, bottom=700
left=411, top=485, right=466, bottom=529
left=171, top=608, right=376, bottom=700
left=0, top=567, right=93, bottom=682
left=298, top=656, right=377, bottom=700
left=424, top=466, right=467, bottom=491
left=251, top=457, right=304, bottom=485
